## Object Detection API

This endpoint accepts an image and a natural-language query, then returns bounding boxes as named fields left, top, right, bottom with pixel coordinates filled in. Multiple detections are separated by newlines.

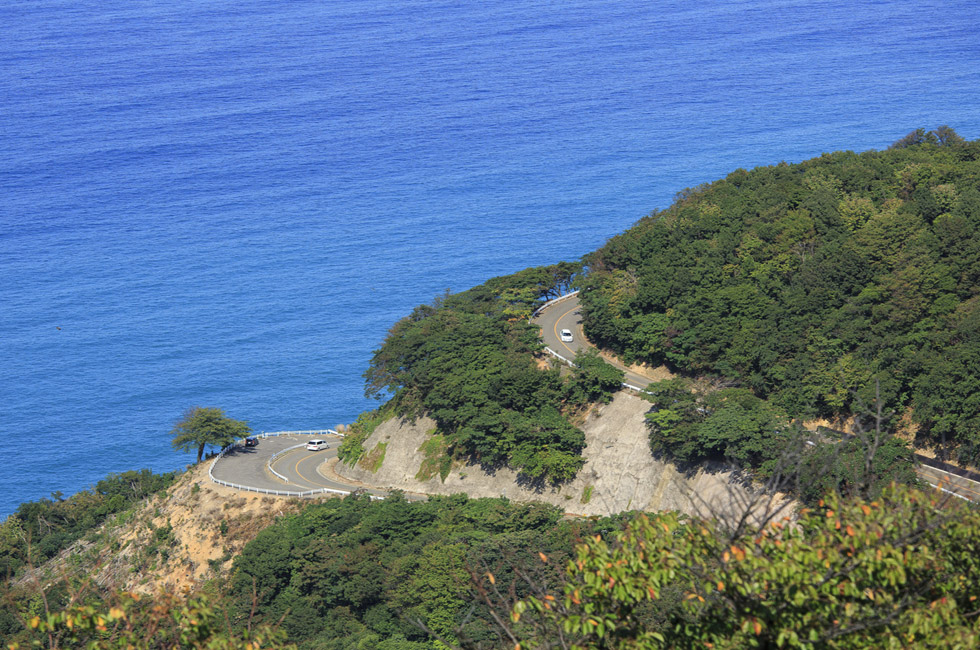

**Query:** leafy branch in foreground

left=10, top=590, right=292, bottom=650
left=490, top=485, right=980, bottom=650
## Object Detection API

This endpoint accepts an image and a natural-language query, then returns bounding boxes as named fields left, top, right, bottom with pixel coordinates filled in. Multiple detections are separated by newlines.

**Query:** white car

left=560, top=329, right=574, bottom=342
left=306, top=439, right=329, bottom=451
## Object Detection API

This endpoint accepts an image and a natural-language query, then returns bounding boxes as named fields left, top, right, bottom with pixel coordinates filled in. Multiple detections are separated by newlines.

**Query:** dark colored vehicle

left=244, top=437, right=259, bottom=448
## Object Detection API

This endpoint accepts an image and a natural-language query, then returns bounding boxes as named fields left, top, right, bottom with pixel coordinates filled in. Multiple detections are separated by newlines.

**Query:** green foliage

left=643, top=377, right=916, bottom=502
left=170, top=406, right=251, bottom=463
left=229, top=493, right=567, bottom=649
left=11, top=590, right=292, bottom=650
left=416, top=433, right=452, bottom=482
left=564, top=348, right=625, bottom=405
left=364, top=268, right=589, bottom=484
left=644, top=379, right=789, bottom=468
left=889, top=125, right=966, bottom=149
left=361, top=442, right=388, bottom=473
left=337, top=408, right=389, bottom=465
left=796, top=434, right=918, bottom=505
left=512, top=484, right=980, bottom=649
left=580, top=132, right=980, bottom=460
left=0, top=469, right=176, bottom=577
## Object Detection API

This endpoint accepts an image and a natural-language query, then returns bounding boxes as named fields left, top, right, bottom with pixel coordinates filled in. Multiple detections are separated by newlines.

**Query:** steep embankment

left=20, top=462, right=302, bottom=595
left=333, top=390, right=782, bottom=519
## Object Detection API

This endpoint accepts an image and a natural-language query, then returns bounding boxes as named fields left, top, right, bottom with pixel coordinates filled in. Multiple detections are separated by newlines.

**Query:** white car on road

left=560, top=329, right=574, bottom=342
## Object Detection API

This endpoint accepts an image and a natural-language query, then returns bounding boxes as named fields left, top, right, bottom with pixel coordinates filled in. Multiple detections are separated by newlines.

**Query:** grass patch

left=581, top=484, right=593, bottom=504
left=359, top=442, right=388, bottom=473
left=416, top=432, right=452, bottom=482
left=337, top=408, right=389, bottom=466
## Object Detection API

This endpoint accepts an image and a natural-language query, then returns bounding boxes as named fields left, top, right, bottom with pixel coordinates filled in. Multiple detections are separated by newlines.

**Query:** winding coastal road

left=211, top=294, right=980, bottom=505
left=533, top=293, right=980, bottom=503
left=533, top=292, right=658, bottom=390
left=211, top=433, right=385, bottom=498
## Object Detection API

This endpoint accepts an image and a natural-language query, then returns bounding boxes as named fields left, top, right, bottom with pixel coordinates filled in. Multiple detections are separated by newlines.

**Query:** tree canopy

left=170, top=406, right=250, bottom=463
left=357, top=262, right=610, bottom=485
left=227, top=492, right=571, bottom=649
left=509, top=484, right=980, bottom=649
left=578, top=129, right=980, bottom=464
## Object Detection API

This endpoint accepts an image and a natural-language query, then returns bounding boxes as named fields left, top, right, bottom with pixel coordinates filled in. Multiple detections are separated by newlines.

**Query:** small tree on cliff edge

left=170, top=406, right=250, bottom=463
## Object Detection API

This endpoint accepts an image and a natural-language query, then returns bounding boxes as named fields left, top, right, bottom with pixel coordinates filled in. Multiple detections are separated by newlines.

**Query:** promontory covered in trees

left=347, top=127, right=980, bottom=497
left=4, top=130, right=980, bottom=649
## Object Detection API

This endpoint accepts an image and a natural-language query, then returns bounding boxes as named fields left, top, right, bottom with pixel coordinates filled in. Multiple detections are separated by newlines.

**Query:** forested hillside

left=352, top=263, right=623, bottom=484
left=12, top=486, right=978, bottom=649
left=6, top=132, right=980, bottom=649
left=580, top=129, right=980, bottom=464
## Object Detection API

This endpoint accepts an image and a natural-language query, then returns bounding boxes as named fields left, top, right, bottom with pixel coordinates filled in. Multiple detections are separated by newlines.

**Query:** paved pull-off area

left=210, top=433, right=385, bottom=498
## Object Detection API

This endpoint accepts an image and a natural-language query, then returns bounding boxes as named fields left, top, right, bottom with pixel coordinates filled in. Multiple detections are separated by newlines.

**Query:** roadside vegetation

left=6, top=131, right=980, bottom=649
left=503, top=483, right=980, bottom=649
left=359, top=261, right=623, bottom=485
left=0, top=469, right=176, bottom=580
left=8, top=483, right=978, bottom=649
left=579, top=128, right=980, bottom=468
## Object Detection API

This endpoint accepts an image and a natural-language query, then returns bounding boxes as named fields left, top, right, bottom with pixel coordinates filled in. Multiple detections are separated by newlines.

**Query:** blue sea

left=2, top=0, right=978, bottom=516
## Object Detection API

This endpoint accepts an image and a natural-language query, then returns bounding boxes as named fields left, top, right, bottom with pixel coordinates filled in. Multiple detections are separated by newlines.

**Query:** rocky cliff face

left=334, top=391, right=787, bottom=520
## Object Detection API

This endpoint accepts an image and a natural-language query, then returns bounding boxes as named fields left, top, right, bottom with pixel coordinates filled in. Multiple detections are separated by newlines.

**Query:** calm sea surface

left=1, top=0, right=978, bottom=516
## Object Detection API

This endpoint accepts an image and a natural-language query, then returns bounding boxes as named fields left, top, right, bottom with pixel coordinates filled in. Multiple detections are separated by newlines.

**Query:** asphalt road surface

left=211, top=433, right=383, bottom=497
left=916, top=460, right=980, bottom=503
left=533, top=293, right=658, bottom=389
left=213, top=300, right=980, bottom=505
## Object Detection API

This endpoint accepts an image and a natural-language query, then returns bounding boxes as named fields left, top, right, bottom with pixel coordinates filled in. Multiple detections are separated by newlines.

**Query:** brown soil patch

left=25, top=462, right=333, bottom=596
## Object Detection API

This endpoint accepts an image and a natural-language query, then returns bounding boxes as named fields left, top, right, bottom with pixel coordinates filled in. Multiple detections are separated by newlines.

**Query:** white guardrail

left=208, top=429, right=383, bottom=499
left=534, top=290, right=651, bottom=395
left=210, top=291, right=651, bottom=498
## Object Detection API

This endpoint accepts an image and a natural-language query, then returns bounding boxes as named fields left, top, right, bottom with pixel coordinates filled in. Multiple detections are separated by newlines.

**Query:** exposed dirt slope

left=23, top=462, right=307, bottom=595
left=334, top=391, right=788, bottom=520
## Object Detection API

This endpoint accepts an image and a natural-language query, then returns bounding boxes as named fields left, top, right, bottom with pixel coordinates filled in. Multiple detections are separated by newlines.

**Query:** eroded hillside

left=334, top=390, right=788, bottom=521
left=19, top=462, right=304, bottom=595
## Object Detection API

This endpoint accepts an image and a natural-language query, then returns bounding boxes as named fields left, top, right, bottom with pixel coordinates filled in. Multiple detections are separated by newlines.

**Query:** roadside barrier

left=255, top=429, right=342, bottom=438
left=533, top=291, right=651, bottom=396
left=208, top=429, right=383, bottom=499
left=531, top=289, right=580, bottom=319
left=267, top=443, right=310, bottom=484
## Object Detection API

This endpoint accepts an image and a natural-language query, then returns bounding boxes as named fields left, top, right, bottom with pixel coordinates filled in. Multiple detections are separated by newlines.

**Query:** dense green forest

left=580, top=129, right=980, bottom=465
left=226, top=492, right=578, bottom=649
left=8, top=486, right=978, bottom=649
left=353, top=132, right=980, bottom=495
left=351, top=262, right=623, bottom=484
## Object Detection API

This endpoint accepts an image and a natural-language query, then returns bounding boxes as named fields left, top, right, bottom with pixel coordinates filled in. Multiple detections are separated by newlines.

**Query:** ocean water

left=1, top=0, right=978, bottom=516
